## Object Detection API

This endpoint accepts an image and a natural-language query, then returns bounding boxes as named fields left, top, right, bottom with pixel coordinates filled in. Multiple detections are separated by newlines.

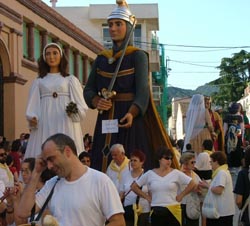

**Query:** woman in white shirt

left=120, top=149, right=150, bottom=226
left=180, top=152, right=201, bottom=226
left=199, top=151, right=235, bottom=226
left=131, top=147, right=195, bottom=226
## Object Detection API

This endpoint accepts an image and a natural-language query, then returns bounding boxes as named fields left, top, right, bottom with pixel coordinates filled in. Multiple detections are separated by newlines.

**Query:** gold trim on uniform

left=97, top=68, right=135, bottom=78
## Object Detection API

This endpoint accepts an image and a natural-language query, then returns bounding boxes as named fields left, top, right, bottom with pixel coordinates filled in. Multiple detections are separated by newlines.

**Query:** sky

left=42, top=0, right=250, bottom=90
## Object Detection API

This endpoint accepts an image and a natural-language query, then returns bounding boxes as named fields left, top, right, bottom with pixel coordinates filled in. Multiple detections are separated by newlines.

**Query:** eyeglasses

left=162, top=156, right=172, bottom=160
left=21, top=169, right=30, bottom=174
left=0, top=153, right=6, bottom=157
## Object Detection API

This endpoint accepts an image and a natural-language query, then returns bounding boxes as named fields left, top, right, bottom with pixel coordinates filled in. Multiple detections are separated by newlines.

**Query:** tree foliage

left=212, top=50, right=250, bottom=107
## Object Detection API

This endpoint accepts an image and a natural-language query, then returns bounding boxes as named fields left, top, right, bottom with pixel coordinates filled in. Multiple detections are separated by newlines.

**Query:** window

left=22, top=22, right=28, bottom=58
left=78, top=55, right=83, bottom=83
left=34, top=28, right=41, bottom=61
left=102, top=25, right=112, bottom=49
left=134, top=24, right=141, bottom=48
left=69, top=49, right=74, bottom=75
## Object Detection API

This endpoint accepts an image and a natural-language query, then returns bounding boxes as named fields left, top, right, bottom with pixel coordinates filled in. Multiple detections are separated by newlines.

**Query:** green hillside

left=167, top=83, right=219, bottom=102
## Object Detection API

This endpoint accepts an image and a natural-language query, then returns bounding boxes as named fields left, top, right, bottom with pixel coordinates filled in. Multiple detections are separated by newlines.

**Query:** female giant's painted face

left=44, top=46, right=61, bottom=68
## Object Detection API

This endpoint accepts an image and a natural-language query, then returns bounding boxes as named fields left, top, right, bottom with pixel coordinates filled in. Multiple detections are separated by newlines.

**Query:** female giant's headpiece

left=107, top=0, right=136, bottom=25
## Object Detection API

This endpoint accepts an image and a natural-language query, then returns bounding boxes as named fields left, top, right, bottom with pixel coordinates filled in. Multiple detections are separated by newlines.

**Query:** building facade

left=168, top=97, right=191, bottom=140
left=54, top=3, right=160, bottom=74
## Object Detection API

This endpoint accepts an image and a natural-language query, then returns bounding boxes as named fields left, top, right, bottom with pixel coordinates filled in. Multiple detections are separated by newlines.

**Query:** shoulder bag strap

left=30, top=177, right=60, bottom=223
left=123, top=171, right=144, bottom=201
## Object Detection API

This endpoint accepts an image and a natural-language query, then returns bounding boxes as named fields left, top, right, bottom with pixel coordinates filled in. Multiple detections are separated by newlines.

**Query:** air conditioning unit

left=152, top=85, right=162, bottom=105
left=149, top=49, right=160, bottom=72
left=103, top=40, right=112, bottom=49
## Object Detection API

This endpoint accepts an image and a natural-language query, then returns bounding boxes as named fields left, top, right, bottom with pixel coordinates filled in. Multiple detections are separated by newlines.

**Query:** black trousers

left=151, top=207, right=180, bottom=226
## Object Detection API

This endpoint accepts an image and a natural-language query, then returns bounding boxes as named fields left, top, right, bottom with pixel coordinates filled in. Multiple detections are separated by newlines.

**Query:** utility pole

left=159, top=44, right=168, bottom=130
left=152, top=43, right=169, bottom=131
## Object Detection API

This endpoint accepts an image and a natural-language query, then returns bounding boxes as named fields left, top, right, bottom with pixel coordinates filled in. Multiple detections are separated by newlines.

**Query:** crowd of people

left=0, top=0, right=250, bottom=226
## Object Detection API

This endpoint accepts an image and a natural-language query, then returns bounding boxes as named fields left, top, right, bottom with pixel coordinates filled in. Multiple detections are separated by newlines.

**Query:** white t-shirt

left=209, top=170, right=235, bottom=216
left=106, top=163, right=130, bottom=191
left=136, top=169, right=192, bottom=207
left=119, top=170, right=150, bottom=213
left=195, top=152, right=211, bottom=170
left=36, top=168, right=124, bottom=226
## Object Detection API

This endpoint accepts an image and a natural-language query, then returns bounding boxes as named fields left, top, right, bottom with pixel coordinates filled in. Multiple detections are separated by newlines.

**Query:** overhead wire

left=135, top=40, right=249, bottom=87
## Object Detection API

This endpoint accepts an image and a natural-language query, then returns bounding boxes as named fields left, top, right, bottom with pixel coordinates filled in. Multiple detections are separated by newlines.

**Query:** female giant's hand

left=28, top=117, right=38, bottom=129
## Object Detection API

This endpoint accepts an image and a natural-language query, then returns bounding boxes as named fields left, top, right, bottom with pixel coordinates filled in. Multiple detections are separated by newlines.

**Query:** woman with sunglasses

left=180, top=152, right=201, bottom=226
left=131, top=147, right=195, bottom=226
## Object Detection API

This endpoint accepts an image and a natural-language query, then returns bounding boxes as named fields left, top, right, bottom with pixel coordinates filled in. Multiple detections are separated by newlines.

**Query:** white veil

left=183, top=94, right=206, bottom=152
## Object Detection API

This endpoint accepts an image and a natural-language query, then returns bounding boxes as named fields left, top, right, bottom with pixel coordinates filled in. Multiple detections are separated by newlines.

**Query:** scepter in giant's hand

left=99, top=14, right=137, bottom=114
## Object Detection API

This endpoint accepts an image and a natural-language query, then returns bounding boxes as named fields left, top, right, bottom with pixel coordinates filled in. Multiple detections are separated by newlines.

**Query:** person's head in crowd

left=214, top=106, right=223, bottom=114
left=228, top=102, right=239, bottom=114
left=6, top=155, right=14, bottom=167
left=204, top=96, right=211, bottom=110
left=110, top=143, right=126, bottom=166
left=83, top=133, right=92, bottom=151
left=155, top=146, right=173, bottom=168
left=210, top=151, right=227, bottom=169
left=202, top=139, right=214, bottom=151
left=130, top=149, right=146, bottom=169
left=20, top=133, right=25, bottom=141
left=24, top=133, right=30, bottom=140
left=176, top=139, right=184, bottom=151
left=41, top=133, right=82, bottom=179
left=11, top=139, right=21, bottom=152
left=21, top=158, right=35, bottom=184
left=79, top=151, right=91, bottom=167
left=180, top=152, right=196, bottom=171
left=185, top=143, right=193, bottom=153
left=0, top=145, right=7, bottom=164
